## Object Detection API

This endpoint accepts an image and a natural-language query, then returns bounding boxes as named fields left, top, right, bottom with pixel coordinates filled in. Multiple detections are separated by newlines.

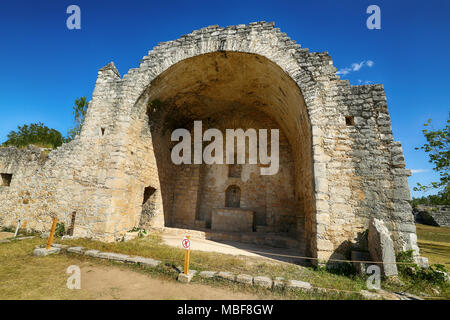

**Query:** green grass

left=0, top=237, right=95, bottom=299
left=416, top=224, right=450, bottom=266
left=0, top=236, right=364, bottom=300
left=1, top=225, right=449, bottom=300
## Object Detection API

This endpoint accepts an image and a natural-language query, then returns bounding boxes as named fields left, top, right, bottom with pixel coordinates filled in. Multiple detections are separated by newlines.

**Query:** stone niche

left=211, top=208, right=254, bottom=233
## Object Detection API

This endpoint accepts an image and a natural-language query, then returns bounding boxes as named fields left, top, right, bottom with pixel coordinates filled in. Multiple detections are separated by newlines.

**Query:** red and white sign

left=182, top=237, right=191, bottom=250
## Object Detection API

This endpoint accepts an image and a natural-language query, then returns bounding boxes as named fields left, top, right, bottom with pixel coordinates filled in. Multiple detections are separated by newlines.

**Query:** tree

left=414, top=112, right=449, bottom=203
left=67, top=96, right=89, bottom=141
left=1, top=122, right=65, bottom=149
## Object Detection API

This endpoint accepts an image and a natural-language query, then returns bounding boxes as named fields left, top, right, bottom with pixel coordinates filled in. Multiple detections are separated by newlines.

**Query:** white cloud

left=336, top=67, right=351, bottom=75
left=411, top=169, right=429, bottom=174
left=352, top=62, right=364, bottom=71
left=337, top=60, right=374, bottom=76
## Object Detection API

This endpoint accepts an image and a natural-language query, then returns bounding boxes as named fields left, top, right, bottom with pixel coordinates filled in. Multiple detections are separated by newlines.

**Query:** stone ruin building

left=0, top=22, right=423, bottom=264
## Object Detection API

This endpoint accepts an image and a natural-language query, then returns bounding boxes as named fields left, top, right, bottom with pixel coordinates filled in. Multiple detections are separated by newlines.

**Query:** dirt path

left=80, top=265, right=259, bottom=300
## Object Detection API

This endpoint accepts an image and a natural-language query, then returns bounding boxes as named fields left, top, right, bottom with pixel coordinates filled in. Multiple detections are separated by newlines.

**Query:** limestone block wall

left=0, top=136, right=124, bottom=240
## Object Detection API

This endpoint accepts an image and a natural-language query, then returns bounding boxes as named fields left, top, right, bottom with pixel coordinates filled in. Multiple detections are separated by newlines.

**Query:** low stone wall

left=413, top=205, right=450, bottom=227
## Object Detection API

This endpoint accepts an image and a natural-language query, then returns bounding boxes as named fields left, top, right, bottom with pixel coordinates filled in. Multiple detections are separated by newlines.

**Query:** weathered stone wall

left=0, top=22, right=421, bottom=262
left=0, top=135, right=124, bottom=241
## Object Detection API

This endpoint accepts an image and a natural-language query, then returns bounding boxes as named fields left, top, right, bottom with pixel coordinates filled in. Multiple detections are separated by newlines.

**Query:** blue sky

left=0, top=0, right=449, bottom=197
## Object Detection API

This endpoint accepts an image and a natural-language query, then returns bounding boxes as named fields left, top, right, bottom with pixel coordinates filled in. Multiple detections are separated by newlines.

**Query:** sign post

left=13, top=219, right=22, bottom=238
left=182, top=236, right=191, bottom=275
left=46, top=217, right=58, bottom=250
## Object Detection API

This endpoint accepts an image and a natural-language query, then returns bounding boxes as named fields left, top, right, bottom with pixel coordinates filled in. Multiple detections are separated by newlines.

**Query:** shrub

left=397, top=250, right=448, bottom=285
left=55, top=222, right=66, bottom=237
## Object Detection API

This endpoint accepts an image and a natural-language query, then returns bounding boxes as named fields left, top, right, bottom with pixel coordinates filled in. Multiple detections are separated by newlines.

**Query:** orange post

left=184, top=235, right=191, bottom=275
left=46, top=217, right=58, bottom=250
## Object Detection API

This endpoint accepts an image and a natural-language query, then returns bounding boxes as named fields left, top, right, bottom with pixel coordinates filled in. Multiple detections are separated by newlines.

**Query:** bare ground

left=79, top=265, right=259, bottom=300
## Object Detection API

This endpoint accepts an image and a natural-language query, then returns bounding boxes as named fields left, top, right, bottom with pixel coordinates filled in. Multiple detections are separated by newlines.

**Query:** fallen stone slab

left=368, top=218, right=398, bottom=277
left=51, top=243, right=69, bottom=249
left=33, top=247, right=61, bottom=256
left=236, top=274, right=253, bottom=285
left=97, top=252, right=129, bottom=262
left=199, top=271, right=217, bottom=279
left=126, top=256, right=161, bottom=267
left=287, top=280, right=312, bottom=291
left=360, top=290, right=383, bottom=300
left=177, top=270, right=197, bottom=283
left=375, top=289, right=401, bottom=300
left=84, top=249, right=101, bottom=257
left=217, top=271, right=235, bottom=281
left=253, top=276, right=273, bottom=289
left=273, top=277, right=285, bottom=289
left=67, top=246, right=85, bottom=254
left=0, top=240, right=11, bottom=244
left=13, top=236, right=35, bottom=241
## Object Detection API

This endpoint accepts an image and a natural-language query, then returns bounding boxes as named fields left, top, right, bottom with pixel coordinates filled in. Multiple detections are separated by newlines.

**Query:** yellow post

left=184, top=235, right=190, bottom=275
left=46, top=217, right=58, bottom=250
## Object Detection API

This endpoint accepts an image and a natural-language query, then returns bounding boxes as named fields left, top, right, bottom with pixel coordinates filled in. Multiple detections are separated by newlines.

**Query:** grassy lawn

left=0, top=236, right=364, bottom=300
left=416, top=224, right=450, bottom=266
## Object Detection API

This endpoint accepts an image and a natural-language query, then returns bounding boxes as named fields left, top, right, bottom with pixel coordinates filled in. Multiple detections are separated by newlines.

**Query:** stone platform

left=211, top=208, right=254, bottom=233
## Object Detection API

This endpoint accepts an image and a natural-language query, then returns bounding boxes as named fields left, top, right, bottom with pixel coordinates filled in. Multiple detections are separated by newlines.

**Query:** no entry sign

left=182, top=237, right=191, bottom=250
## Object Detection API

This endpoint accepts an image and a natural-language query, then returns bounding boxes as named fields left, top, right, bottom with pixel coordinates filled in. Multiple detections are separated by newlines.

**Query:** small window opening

left=101, top=128, right=105, bottom=136
left=1, top=173, right=12, bottom=187
left=139, top=186, right=158, bottom=228
left=143, top=186, right=157, bottom=204
left=345, top=116, right=355, bottom=126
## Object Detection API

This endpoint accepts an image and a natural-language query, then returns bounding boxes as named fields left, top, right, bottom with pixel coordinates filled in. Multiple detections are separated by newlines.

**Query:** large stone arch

left=125, top=51, right=315, bottom=253
left=80, top=22, right=331, bottom=257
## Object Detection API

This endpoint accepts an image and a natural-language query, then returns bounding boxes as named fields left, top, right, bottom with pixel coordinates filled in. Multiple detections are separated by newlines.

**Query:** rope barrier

left=243, top=249, right=450, bottom=265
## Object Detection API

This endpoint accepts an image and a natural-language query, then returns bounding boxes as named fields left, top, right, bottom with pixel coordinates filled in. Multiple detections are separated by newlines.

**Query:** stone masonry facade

left=0, top=22, right=420, bottom=262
